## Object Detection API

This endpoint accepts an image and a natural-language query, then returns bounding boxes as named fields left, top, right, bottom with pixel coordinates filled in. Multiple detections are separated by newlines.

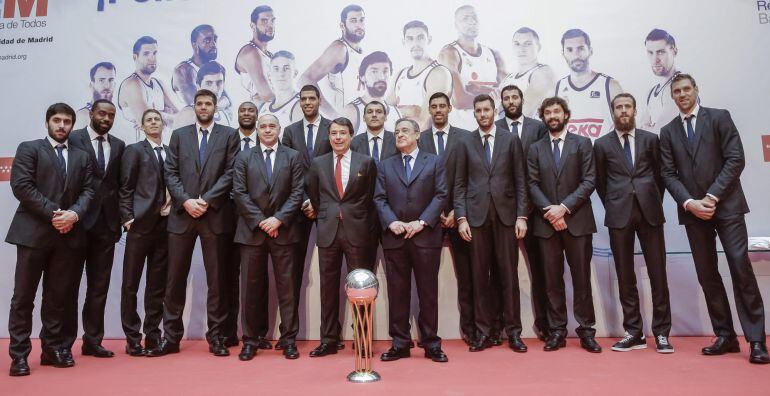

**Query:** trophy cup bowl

left=345, top=269, right=380, bottom=383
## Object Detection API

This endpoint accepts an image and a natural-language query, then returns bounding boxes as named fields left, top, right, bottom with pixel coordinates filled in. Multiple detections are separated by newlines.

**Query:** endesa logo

left=97, top=0, right=186, bottom=12
left=567, top=118, right=604, bottom=138
left=2, top=0, right=48, bottom=18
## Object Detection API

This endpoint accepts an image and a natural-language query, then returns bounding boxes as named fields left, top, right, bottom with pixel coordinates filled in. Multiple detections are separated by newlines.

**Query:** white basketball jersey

left=258, top=93, right=300, bottom=141
left=392, top=61, right=443, bottom=107
left=118, top=73, right=167, bottom=135
left=500, top=63, right=547, bottom=93
left=325, top=39, right=364, bottom=114
left=236, top=42, right=272, bottom=101
left=554, top=73, right=614, bottom=140
left=449, top=41, right=498, bottom=103
left=349, top=97, right=401, bottom=136
left=171, top=58, right=200, bottom=104
left=213, top=108, right=233, bottom=127
left=645, top=72, right=679, bottom=133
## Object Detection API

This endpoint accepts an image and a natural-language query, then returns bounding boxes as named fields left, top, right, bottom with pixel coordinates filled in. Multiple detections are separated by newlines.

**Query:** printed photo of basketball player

left=298, top=4, right=366, bottom=117
left=259, top=50, right=303, bottom=140
left=499, top=27, right=555, bottom=117
left=235, top=5, right=275, bottom=106
left=344, top=51, right=401, bottom=135
left=174, top=61, right=233, bottom=127
left=439, top=5, right=506, bottom=130
left=75, top=61, right=116, bottom=129
left=554, top=28, right=622, bottom=139
left=640, top=28, right=682, bottom=133
left=118, top=35, right=178, bottom=140
left=172, top=24, right=219, bottom=106
left=387, top=20, right=451, bottom=129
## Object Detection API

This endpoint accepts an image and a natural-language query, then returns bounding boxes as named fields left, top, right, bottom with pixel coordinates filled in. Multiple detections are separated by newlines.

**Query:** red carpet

left=0, top=338, right=767, bottom=395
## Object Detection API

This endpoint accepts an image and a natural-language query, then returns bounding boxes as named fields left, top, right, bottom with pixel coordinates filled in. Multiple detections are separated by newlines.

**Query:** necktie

left=371, top=136, right=380, bottom=163
left=306, top=124, right=315, bottom=159
left=55, top=144, right=66, bottom=179
left=242, top=136, right=251, bottom=152
left=483, top=134, right=491, bottom=166
left=199, top=128, right=209, bottom=164
left=511, top=121, right=520, bottom=137
left=623, top=133, right=633, bottom=169
left=335, top=154, right=344, bottom=198
left=404, top=155, right=413, bottom=182
left=96, top=135, right=106, bottom=173
left=264, top=148, right=273, bottom=183
left=685, top=115, right=695, bottom=146
left=436, top=131, right=446, bottom=158
left=154, top=146, right=165, bottom=194
left=552, top=138, right=562, bottom=170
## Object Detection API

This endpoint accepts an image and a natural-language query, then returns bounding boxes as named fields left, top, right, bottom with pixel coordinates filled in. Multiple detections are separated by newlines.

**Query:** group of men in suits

left=6, top=72, right=769, bottom=376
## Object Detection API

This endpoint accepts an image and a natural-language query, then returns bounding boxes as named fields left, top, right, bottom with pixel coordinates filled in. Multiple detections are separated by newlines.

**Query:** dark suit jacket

left=660, top=106, right=749, bottom=225
left=374, top=151, right=447, bottom=249
left=164, top=123, right=239, bottom=234
left=495, top=116, right=548, bottom=154
left=6, top=138, right=95, bottom=248
left=418, top=125, right=471, bottom=210
left=350, top=130, right=398, bottom=161
left=68, top=128, right=125, bottom=239
left=119, top=140, right=168, bottom=235
left=305, top=150, right=377, bottom=248
left=594, top=129, right=665, bottom=228
left=527, top=132, right=596, bottom=238
left=232, top=144, right=304, bottom=246
left=281, top=117, right=332, bottom=171
left=453, top=129, right=529, bottom=228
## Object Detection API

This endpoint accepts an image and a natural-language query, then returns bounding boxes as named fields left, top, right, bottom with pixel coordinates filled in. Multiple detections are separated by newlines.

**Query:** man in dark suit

left=64, top=99, right=125, bottom=358
left=281, top=85, right=332, bottom=350
left=119, top=109, right=170, bottom=357
left=233, top=114, right=304, bottom=361
left=305, top=117, right=378, bottom=357
left=660, top=74, right=769, bottom=364
left=527, top=96, right=601, bottom=353
left=454, top=94, right=529, bottom=353
left=7, top=103, right=95, bottom=376
left=494, top=84, right=550, bottom=340
left=147, top=89, right=239, bottom=357
left=375, top=117, right=448, bottom=363
left=594, top=93, right=672, bottom=353
left=418, top=92, right=474, bottom=344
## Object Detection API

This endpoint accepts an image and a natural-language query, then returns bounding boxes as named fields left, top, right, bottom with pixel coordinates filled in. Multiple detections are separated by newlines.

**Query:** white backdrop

left=0, top=0, right=769, bottom=340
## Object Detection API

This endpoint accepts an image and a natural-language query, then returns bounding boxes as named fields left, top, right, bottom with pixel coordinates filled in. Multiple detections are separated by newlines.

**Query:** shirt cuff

left=124, top=219, right=135, bottom=227
left=517, top=216, right=528, bottom=221
left=68, top=210, right=79, bottom=222
left=457, top=217, right=467, bottom=223
left=706, top=193, right=719, bottom=202
left=683, top=198, right=694, bottom=211
left=560, top=203, right=571, bottom=214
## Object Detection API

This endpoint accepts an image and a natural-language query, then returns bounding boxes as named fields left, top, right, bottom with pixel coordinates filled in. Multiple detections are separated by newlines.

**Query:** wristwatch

left=419, top=220, right=427, bottom=227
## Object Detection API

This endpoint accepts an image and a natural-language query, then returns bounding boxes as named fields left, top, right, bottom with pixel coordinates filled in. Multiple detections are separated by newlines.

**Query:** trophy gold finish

left=345, top=269, right=380, bottom=383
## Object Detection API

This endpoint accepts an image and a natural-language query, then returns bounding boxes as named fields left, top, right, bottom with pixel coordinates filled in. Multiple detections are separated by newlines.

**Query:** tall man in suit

left=281, top=85, right=333, bottom=350
left=418, top=92, right=473, bottom=343
left=527, top=97, right=601, bottom=353
left=454, top=94, right=529, bottom=353
left=233, top=114, right=304, bottom=361
left=7, top=103, right=94, bottom=376
left=660, top=74, right=769, bottom=364
left=374, top=118, right=448, bottom=363
left=494, top=84, right=549, bottom=340
left=594, top=93, right=672, bottom=353
left=147, top=89, right=239, bottom=357
left=119, top=109, right=171, bottom=357
left=305, top=117, right=378, bottom=357
left=64, top=99, right=125, bottom=358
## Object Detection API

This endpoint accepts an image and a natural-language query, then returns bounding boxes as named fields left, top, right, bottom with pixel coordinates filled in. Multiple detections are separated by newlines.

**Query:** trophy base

left=347, top=370, right=381, bottom=383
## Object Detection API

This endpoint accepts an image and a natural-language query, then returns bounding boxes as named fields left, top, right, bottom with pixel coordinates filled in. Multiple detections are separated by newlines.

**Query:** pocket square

left=357, top=172, right=363, bottom=177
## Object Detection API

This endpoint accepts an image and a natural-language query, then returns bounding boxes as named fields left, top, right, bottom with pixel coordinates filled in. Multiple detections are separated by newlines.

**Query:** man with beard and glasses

left=118, top=36, right=178, bottom=140
left=174, top=61, right=234, bottom=128
left=640, top=29, right=683, bottom=133
left=594, top=93, right=673, bottom=353
left=7, top=103, right=94, bottom=376
left=439, top=5, right=506, bottom=131
left=388, top=20, right=452, bottom=130
left=527, top=97, right=600, bottom=353
left=554, top=29, right=622, bottom=140
left=344, top=51, right=401, bottom=135
left=259, top=51, right=303, bottom=139
left=299, top=4, right=366, bottom=116
left=173, top=24, right=221, bottom=106
left=236, top=5, right=276, bottom=106
left=499, top=27, right=555, bottom=118
left=76, top=62, right=117, bottom=129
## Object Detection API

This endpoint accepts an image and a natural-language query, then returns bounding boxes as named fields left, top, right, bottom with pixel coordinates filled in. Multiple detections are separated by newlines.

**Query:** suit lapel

left=270, top=146, right=286, bottom=187
left=421, top=130, right=437, bottom=154
left=251, top=147, right=269, bottom=185
left=106, top=134, right=120, bottom=175
left=314, top=118, right=331, bottom=157
left=557, top=133, right=575, bottom=177
left=610, top=131, right=633, bottom=175
left=200, top=124, right=222, bottom=171
left=186, top=127, right=202, bottom=171
left=142, top=140, right=161, bottom=176
left=692, top=107, right=708, bottom=157
left=408, top=152, right=428, bottom=185
left=42, top=139, right=65, bottom=186
left=394, top=155, right=408, bottom=186
left=324, top=154, right=341, bottom=200
left=382, top=132, right=396, bottom=159
left=346, top=153, right=362, bottom=199
left=489, top=131, right=507, bottom=172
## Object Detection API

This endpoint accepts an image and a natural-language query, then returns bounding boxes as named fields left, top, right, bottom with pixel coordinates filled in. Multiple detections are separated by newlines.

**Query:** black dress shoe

left=702, top=336, right=740, bottom=355
left=238, top=344, right=256, bottom=361
left=82, top=343, right=115, bottom=358
left=274, top=339, right=287, bottom=350
left=145, top=339, right=180, bottom=357
left=125, top=343, right=145, bottom=357
left=256, top=338, right=272, bottom=350
left=424, top=347, right=448, bottom=363
left=60, top=349, right=75, bottom=366
left=283, top=344, right=300, bottom=360
left=534, top=325, right=550, bottom=342
left=41, top=349, right=74, bottom=368
left=337, top=341, right=346, bottom=350
left=469, top=337, right=492, bottom=352
left=580, top=336, right=602, bottom=353
left=309, top=343, right=338, bottom=357
left=489, top=335, right=503, bottom=347
left=209, top=338, right=230, bottom=357
left=543, top=334, right=566, bottom=351
left=9, top=357, right=30, bottom=376
left=749, top=342, right=770, bottom=364
left=224, top=336, right=239, bottom=348
left=508, top=336, right=528, bottom=353
left=380, top=347, right=410, bottom=361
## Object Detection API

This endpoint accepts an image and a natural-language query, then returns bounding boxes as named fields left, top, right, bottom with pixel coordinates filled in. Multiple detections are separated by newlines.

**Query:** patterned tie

left=199, top=128, right=209, bottom=164
left=335, top=153, right=344, bottom=198
left=264, top=148, right=273, bottom=183
left=306, top=124, right=315, bottom=159
left=404, top=155, right=413, bottom=182
left=96, top=135, right=106, bottom=173
left=623, top=133, right=633, bottom=169
left=685, top=115, right=695, bottom=147
left=483, top=134, right=491, bottom=166
left=371, top=136, right=380, bottom=163
left=511, top=121, right=520, bottom=137
left=55, top=144, right=67, bottom=179
left=242, top=136, right=251, bottom=152
left=552, top=138, right=562, bottom=170
left=436, top=131, right=446, bottom=158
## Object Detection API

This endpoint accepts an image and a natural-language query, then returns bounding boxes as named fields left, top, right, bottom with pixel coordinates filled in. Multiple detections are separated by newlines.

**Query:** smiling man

left=172, top=24, right=220, bottom=106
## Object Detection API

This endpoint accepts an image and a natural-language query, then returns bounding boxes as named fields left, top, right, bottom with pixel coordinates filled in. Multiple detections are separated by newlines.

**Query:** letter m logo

left=3, top=0, right=48, bottom=18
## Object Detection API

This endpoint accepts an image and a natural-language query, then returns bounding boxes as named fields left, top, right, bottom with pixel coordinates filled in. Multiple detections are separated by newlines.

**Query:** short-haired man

left=173, top=24, right=220, bottom=106
left=640, top=29, right=681, bottom=133
left=235, top=5, right=276, bottom=106
left=344, top=51, right=401, bottom=135
left=76, top=62, right=117, bottom=129
left=499, top=27, right=555, bottom=117
left=174, top=61, right=234, bottom=127
left=259, top=51, right=303, bottom=138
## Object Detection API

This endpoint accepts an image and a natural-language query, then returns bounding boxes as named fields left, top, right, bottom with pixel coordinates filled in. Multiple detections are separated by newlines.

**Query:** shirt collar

left=239, top=128, right=256, bottom=141
left=680, top=104, right=700, bottom=123
left=367, top=130, right=384, bottom=141
left=550, top=129, right=568, bottom=142
left=478, top=125, right=497, bottom=138
left=303, top=116, right=320, bottom=129
left=196, top=122, right=213, bottom=133
left=46, top=136, right=67, bottom=148
left=146, top=139, right=163, bottom=149
left=432, top=123, right=451, bottom=135
left=335, top=149, right=352, bottom=159
left=87, top=125, right=108, bottom=141
left=260, top=142, right=278, bottom=152
left=402, top=146, right=419, bottom=160
left=616, top=128, right=636, bottom=139
left=505, top=115, right=525, bottom=127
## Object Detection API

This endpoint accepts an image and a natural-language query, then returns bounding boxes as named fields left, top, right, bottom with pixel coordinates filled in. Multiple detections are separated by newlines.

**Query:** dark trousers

left=120, top=217, right=168, bottom=347
left=317, top=221, right=374, bottom=344
left=8, top=241, right=79, bottom=359
left=292, top=218, right=313, bottom=310
left=685, top=214, right=765, bottom=342
left=608, top=199, right=671, bottom=337
left=162, top=221, right=228, bottom=344
left=222, top=237, right=241, bottom=342
left=383, top=242, right=441, bottom=349
left=240, top=241, right=299, bottom=345
left=447, top=228, right=474, bottom=339
left=468, top=202, right=522, bottom=338
left=540, top=231, right=596, bottom=338
left=523, top=230, right=550, bottom=334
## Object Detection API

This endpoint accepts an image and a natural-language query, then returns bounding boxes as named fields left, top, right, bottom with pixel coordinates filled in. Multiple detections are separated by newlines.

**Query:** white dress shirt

left=367, top=130, right=384, bottom=159
left=87, top=125, right=111, bottom=169
left=239, top=129, right=257, bottom=151
left=616, top=128, right=636, bottom=166
left=260, top=142, right=278, bottom=171
left=505, top=115, right=525, bottom=135
left=432, top=123, right=452, bottom=152
left=477, top=125, right=498, bottom=161
left=401, top=147, right=419, bottom=163
left=196, top=122, right=214, bottom=145
left=147, top=139, right=171, bottom=217
left=303, top=116, right=321, bottom=146
left=46, top=136, right=68, bottom=170
left=334, top=149, right=352, bottom=192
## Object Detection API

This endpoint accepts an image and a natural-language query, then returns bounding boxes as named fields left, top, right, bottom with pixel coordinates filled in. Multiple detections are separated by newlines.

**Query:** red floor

left=0, top=337, right=768, bottom=395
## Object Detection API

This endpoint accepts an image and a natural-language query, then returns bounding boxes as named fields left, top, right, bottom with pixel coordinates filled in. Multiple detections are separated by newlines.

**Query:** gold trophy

left=345, top=269, right=380, bottom=383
